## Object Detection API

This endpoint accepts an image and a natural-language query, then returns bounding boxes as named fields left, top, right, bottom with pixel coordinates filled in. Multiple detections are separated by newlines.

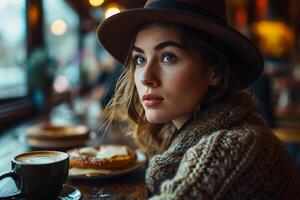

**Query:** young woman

left=97, top=0, right=300, bottom=199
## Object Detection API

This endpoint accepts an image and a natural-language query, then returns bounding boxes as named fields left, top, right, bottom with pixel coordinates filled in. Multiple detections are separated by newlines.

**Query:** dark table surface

left=0, top=103, right=148, bottom=200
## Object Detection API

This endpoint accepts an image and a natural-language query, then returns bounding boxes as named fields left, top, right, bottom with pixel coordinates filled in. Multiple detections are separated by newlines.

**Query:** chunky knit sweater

left=146, top=92, right=300, bottom=200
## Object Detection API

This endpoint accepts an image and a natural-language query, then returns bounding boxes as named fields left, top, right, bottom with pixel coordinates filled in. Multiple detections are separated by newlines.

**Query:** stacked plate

left=25, top=123, right=91, bottom=149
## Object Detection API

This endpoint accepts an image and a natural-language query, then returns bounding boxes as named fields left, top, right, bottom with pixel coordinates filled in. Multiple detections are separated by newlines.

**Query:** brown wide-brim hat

left=97, top=0, right=264, bottom=89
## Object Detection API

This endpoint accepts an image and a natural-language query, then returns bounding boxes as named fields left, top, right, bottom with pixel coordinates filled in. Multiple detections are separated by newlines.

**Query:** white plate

left=68, top=151, right=147, bottom=179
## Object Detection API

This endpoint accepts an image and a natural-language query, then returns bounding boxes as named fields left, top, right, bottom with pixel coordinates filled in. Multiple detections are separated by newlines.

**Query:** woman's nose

left=141, top=79, right=159, bottom=87
left=140, top=61, right=160, bottom=87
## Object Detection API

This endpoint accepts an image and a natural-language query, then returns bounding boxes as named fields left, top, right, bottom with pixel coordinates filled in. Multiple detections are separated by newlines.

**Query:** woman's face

left=133, top=24, right=212, bottom=125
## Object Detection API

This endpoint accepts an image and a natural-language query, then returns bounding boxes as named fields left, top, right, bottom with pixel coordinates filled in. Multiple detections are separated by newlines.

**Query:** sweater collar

left=171, top=92, right=257, bottom=142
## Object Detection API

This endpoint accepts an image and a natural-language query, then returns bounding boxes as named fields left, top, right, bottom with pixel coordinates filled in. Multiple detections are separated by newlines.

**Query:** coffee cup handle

left=0, top=170, right=24, bottom=199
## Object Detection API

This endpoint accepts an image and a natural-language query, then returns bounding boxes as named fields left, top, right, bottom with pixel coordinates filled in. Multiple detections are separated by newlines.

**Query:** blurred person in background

left=249, top=73, right=276, bottom=128
left=91, top=52, right=122, bottom=107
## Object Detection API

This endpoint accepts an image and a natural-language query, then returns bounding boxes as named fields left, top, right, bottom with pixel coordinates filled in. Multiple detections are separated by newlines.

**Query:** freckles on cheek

left=135, top=84, right=142, bottom=99
left=134, top=75, right=145, bottom=103
left=134, top=71, right=138, bottom=86
left=134, top=72, right=141, bottom=94
left=169, top=71, right=205, bottom=100
left=170, top=74, right=194, bottom=92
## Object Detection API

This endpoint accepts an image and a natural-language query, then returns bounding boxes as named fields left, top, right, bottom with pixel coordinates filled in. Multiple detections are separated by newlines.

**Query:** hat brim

left=97, top=8, right=264, bottom=89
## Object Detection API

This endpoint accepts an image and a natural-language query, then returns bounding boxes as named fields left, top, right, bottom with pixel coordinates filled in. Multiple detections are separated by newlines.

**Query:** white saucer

left=58, top=185, right=82, bottom=200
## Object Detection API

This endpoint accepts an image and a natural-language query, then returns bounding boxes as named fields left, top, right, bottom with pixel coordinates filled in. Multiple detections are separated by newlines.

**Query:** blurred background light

left=1, top=16, right=25, bottom=46
left=51, top=19, right=68, bottom=36
left=104, top=4, right=121, bottom=19
left=0, top=0, right=25, bottom=46
left=53, top=75, right=69, bottom=93
left=253, top=21, right=295, bottom=57
left=89, top=0, right=104, bottom=7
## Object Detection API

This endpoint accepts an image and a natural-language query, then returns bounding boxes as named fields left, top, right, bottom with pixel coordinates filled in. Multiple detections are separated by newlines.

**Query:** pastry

left=26, top=123, right=90, bottom=148
left=68, top=145, right=137, bottom=169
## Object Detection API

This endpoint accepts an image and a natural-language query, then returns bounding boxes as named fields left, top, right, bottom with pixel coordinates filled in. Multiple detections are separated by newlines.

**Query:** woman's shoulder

left=183, top=126, right=260, bottom=163
left=186, top=120, right=285, bottom=163
left=177, top=125, right=300, bottom=199
left=179, top=119, right=294, bottom=179
left=186, top=110, right=276, bottom=148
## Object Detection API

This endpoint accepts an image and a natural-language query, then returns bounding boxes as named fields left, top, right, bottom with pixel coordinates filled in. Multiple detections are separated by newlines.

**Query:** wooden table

left=0, top=104, right=149, bottom=200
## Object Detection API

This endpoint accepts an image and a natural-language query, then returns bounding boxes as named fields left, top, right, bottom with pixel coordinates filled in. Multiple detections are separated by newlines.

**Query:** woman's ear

left=206, top=66, right=219, bottom=86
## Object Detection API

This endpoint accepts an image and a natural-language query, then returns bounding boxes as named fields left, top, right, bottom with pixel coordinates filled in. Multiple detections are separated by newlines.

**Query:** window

left=82, top=31, right=102, bottom=86
left=43, top=0, right=80, bottom=92
left=0, top=0, right=27, bottom=99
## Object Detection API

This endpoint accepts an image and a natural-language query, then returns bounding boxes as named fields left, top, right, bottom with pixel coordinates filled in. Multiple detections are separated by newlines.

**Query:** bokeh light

left=51, top=19, right=67, bottom=36
left=104, top=5, right=121, bottom=19
left=53, top=75, right=69, bottom=93
left=89, top=0, right=104, bottom=7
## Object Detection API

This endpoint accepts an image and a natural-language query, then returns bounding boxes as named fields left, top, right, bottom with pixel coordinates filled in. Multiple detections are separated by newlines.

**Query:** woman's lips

left=142, top=94, right=164, bottom=107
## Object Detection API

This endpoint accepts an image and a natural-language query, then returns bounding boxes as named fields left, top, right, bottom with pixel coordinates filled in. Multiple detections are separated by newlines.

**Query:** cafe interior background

left=0, top=0, right=300, bottom=168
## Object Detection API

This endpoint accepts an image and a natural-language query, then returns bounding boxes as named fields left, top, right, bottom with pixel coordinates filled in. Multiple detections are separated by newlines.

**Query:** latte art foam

left=16, top=152, right=66, bottom=164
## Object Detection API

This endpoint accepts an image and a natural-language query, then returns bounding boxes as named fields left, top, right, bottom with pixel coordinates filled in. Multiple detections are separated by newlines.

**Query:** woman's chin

left=145, top=112, right=170, bottom=124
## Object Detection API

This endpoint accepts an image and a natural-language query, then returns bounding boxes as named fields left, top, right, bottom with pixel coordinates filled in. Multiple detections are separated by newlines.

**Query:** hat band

left=145, top=1, right=227, bottom=25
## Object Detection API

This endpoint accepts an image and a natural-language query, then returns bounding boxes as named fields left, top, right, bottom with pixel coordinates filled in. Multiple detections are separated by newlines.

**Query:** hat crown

left=145, top=0, right=227, bottom=22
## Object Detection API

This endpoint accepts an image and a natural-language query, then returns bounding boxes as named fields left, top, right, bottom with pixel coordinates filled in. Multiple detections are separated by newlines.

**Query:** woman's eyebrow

left=132, top=46, right=144, bottom=53
left=132, top=41, right=185, bottom=54
left=154, top=41, right=185, bottom=51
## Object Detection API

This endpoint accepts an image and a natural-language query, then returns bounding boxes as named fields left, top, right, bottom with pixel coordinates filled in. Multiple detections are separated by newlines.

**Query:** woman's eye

left=162, top=53, right=176, bottom=63
left=134, top=55, right=146, bottom=65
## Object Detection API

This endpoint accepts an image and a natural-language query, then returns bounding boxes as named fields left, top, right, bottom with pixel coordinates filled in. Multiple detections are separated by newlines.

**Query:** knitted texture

left=146, top=92, right=300, bottom=199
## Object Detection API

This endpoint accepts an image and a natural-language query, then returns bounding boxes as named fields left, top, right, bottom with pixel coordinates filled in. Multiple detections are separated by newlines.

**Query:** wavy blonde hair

left=105, top=22, right=238, bottom=156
